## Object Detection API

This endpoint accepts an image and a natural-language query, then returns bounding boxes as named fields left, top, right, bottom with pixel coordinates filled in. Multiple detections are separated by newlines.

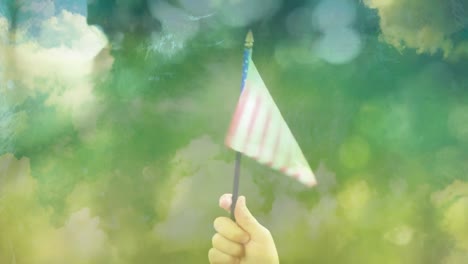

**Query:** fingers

left=212, top=233, right=244, bottom=257
left=219, top=194, right=261, bottom=236
left=214, top=217, right=250, bottom=244
left=208, top=248, right=239, bottom=264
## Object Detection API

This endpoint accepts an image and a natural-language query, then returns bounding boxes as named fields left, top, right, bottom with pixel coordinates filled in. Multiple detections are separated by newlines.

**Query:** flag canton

left=240, top=49, right=251, bottom=92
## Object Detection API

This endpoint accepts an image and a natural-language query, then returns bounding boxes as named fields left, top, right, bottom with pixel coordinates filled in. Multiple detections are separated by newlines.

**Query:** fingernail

left=219, top=194, right=231, bottom=208
left=222, top=194, right=231, bottom=203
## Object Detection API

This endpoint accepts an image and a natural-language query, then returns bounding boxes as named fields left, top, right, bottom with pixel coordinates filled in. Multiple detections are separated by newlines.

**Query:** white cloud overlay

left=57, top=208, right=110, bottom=262
left=0, top=154, right=113, bottom=264
left=432, top=180, right=468, bottom=251
left=363, top=0, right=468, bottom=60
left=2, top=9, right=111, bottom=142
left=14, top=10, right=108, bottom=81
left=0, top=16, right=8, bottom=43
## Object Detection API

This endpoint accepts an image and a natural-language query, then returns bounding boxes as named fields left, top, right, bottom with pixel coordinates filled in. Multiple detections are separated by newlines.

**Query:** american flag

left=225, top=57, right=317, bottom=187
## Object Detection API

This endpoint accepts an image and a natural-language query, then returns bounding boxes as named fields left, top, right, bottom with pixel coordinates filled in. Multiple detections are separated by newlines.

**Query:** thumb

left=234, top=196, right=261, bottom=234
left=219, top=194, right=262, bottom=236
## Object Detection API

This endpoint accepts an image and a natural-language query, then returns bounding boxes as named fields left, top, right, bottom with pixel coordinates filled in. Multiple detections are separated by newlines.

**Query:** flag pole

left=231, top=30, right=254, bottom=221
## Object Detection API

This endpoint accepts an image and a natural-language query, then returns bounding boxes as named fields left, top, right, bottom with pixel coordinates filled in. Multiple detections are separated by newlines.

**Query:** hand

left=208, top=193, right=279, bottom=264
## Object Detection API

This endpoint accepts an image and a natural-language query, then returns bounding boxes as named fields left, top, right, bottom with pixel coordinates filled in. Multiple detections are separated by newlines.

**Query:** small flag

left=225, top=57, right=317, bottom=187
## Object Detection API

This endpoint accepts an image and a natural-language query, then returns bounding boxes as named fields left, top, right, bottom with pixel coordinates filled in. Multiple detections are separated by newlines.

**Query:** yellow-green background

left=1, top=0, right=468, bottom=263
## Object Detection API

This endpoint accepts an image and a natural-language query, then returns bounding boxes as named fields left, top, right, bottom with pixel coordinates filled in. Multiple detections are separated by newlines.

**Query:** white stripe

left=246, top=60, right=281, bottom=162
left=283, top=129, right=298, bottom=168
left=298, top=167, right=315, bottom=186
left=268, top=101, right=292, bottom=169
left=285, top=167, right=296, bottom=176
left=244, top=95, right=269, bottom=158
left=270, top=125, right=285, bottom=170
left=286, top=127, right=306, bottom=168
left=258, top=110, right=280, bottom=164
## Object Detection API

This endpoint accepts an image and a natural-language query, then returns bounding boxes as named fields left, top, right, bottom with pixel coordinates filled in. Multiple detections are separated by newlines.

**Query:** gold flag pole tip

left=245, top=30, right=254, bottom=48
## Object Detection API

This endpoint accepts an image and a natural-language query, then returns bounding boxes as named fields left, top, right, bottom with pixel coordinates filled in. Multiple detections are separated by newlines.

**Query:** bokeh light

left=312, top=0, right=356, bottom=31
left=274, top=38, right=321, bottom=67
left=314, top=27, right=362, bottom=64
left=285, top=6, right=314, bottom=37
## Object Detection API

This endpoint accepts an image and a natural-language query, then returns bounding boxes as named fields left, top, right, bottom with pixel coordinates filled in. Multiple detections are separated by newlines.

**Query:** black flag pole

left=230, top=30, right=254, bottom=221
left=230, top=152, right=242, bottom=221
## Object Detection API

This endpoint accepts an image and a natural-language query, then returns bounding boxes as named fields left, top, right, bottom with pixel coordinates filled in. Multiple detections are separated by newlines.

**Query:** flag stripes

left=225, top=59, right=317, bottom=187
left=243, top=93, right=263, bottom=155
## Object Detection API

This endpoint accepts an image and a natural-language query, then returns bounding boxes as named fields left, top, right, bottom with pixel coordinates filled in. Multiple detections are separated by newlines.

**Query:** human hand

left=208, top=193, right=279, bottom=264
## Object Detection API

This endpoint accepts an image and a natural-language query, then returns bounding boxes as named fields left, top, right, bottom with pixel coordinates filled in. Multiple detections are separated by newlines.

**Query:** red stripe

left=293, top=171, right=301, bottom=179
left=242, top=94, right=262, bottom=151
left=225, top=86, right=251, bottom=146
left=257, top=105, right=272, bottom=159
